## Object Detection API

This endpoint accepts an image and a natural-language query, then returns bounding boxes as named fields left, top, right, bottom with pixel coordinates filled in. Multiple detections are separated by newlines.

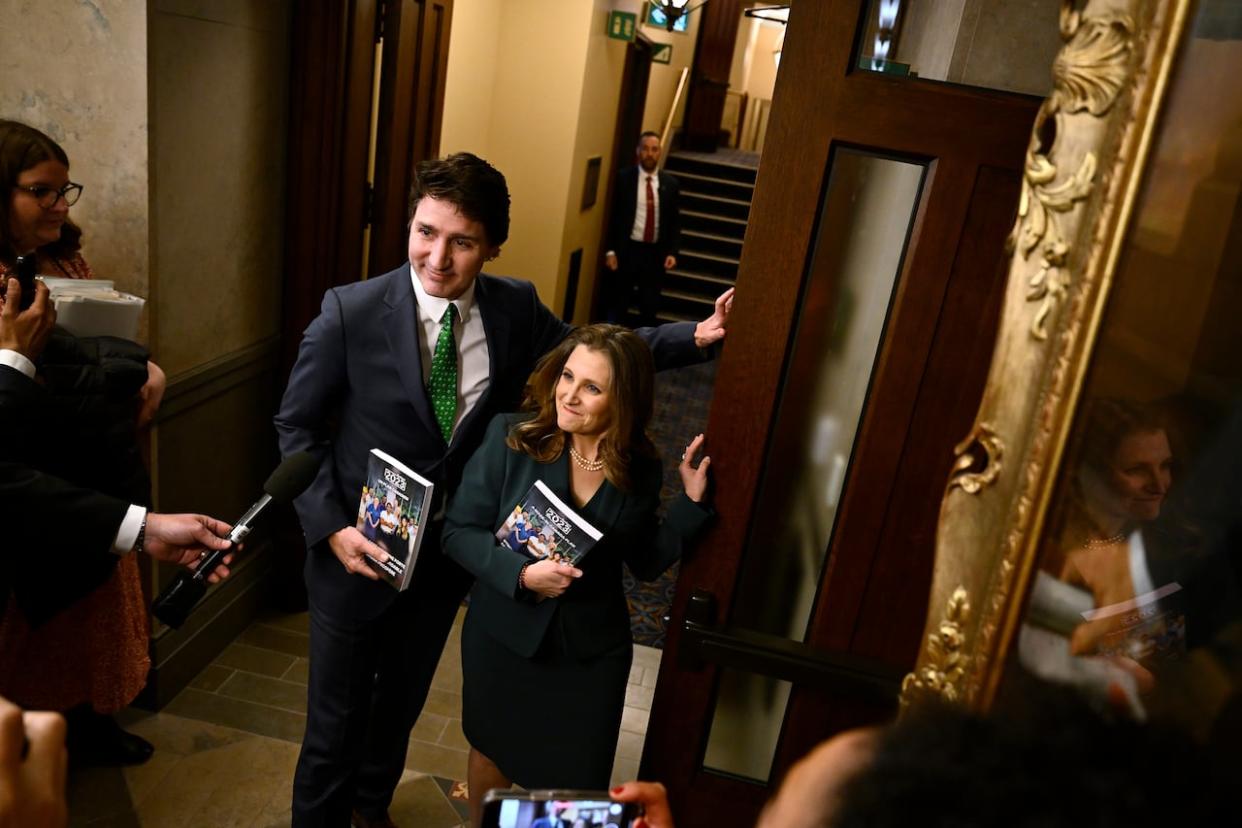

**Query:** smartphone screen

left=481, top=793, right=641, bottom=828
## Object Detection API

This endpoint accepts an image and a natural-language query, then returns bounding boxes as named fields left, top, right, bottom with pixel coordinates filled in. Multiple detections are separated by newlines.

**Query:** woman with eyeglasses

left=0, top=119, right=161, bottom=767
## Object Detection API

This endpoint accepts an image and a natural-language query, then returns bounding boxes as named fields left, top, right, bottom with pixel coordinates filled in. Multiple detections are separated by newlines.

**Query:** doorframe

left=591, top=33, right=654, bottom=320
left=640, top=0, right=1041, bottom=822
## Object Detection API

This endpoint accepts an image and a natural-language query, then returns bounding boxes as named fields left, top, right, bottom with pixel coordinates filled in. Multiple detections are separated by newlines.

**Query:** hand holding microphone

left=143, top=513, right=236, bottom=582
left=152, top=452, right=318, bottom=628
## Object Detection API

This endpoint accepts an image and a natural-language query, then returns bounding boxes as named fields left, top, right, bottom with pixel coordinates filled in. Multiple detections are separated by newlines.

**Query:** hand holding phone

left=481, top=790, right=642, bottom=828
left=13, top=255, right=38, bottom=311
left=0, top=272, right=56, bottom=362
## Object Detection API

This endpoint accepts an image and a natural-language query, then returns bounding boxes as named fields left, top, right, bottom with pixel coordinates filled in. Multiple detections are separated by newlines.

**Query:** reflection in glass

left=701, top=151, right=924, bottom=781
left=856, top=0, right=1060, bottom=97
left=702, top=670, right=792, bottom=782
left=1017, top=1, right=1242, bottom=742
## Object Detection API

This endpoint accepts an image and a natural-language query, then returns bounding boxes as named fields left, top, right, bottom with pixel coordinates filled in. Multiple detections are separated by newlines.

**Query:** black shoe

left=66, top=709, right=154, bottom=767
left=351, top=810, right=399, bottom=828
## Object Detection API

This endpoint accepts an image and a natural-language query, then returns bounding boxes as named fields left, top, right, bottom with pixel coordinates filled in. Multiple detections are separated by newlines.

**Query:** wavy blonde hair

left=507, top=324, right=657, bottom=491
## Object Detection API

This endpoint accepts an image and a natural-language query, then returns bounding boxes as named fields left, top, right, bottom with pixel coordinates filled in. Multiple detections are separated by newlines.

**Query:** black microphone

left=152, top=452, right=318, bottom=628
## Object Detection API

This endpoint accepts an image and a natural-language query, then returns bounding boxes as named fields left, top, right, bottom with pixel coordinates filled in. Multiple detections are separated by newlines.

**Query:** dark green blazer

left=444, top=413, right=711, bottom=659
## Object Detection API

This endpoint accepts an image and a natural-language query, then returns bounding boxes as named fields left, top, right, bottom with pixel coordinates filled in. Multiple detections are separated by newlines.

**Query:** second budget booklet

left=496, top=479, right=602, bottom=566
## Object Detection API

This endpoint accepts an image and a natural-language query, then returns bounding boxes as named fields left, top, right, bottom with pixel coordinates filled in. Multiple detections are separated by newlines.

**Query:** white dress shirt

left=630, top=171, right=662, bottom=243
left=410, top=268, right=490, bottom=437
left=0, top=351, right=145, bottom=554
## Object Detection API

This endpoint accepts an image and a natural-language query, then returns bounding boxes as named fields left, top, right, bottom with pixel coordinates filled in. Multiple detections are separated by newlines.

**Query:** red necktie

left=642, top=175, right=655, bottom=243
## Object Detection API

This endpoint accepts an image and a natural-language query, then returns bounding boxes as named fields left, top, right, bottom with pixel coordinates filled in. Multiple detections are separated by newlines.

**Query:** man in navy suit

left=604, top=131, right=681, bottom=326
left=275, top=153, right=731, bottom=827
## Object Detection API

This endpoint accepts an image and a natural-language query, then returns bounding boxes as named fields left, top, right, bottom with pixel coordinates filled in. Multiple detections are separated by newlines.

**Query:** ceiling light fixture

left=650, top=0, right=709, bottom=33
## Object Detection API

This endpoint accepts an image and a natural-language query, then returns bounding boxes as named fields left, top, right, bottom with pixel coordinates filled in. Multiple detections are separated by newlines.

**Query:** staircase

left=653, top=149, right=759, bottom=322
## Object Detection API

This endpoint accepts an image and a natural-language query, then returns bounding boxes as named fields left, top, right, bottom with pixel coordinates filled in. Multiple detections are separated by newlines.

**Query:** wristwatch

left=133, top=513, right=148, bottom=556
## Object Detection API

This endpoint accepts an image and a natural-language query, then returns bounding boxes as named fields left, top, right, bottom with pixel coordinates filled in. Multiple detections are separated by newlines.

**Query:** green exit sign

left=607, top=10, right=636, bottom=41
left=652, top=43, right=672, bottom=64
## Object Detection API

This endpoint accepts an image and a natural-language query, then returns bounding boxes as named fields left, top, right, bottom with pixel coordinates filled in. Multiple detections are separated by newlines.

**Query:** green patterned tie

left=429, top=303, right=458, bottom=442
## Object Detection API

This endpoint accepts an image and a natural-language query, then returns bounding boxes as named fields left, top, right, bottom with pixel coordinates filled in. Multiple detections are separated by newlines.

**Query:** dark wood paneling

left=369, top=0, right=454, bottom=275
left=282, top=0, right=378, bottom=373
left=683, top=0, right=743, bottom=150
left=143, top=342, right=283, bottom=707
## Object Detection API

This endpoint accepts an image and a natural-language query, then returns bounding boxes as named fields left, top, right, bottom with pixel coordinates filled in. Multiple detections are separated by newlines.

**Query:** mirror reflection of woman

left=443, top=324, right=712, bottom=828
left=1056, top=400, right=1173, bottom=613
left=1038, top=398, right=1185, bottom=672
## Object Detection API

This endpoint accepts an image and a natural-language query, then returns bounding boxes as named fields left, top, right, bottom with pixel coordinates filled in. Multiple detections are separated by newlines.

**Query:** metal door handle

left=678, top=588, right=904, bottom=701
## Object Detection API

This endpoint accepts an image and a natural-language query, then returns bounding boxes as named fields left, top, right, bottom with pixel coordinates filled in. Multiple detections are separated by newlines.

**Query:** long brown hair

left=0, top=119, right=83, bottom=265
left=507, top=324, right=657, bottom=491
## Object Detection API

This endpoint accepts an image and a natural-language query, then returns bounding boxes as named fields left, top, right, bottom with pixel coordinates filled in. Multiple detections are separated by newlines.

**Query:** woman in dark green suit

left=443, top=324, right=712, bottom=826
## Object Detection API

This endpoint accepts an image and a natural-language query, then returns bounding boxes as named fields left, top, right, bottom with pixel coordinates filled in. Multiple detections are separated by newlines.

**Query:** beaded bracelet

left=518, top=559, right=533, bottom=592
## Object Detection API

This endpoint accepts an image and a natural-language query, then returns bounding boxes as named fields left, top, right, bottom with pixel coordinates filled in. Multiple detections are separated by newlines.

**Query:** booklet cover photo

left=496, top=479, right=602, bottom=566
left=356, top=448, right=435, bottom=591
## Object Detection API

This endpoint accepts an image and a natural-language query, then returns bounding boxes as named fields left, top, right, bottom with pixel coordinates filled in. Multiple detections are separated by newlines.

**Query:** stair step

left=680, top=249, right=741, bottom=266
left=673, top=170, right=756, bottom=190
left=664, top=153, right=759, bottom=186
left=662, top=288, right=717, bottom=306
left=680, top=191, right=752, bottom=208
left=682, top=209, right=747, bottom=226
left=682, top=228, right=746, bottom=246
left=667, top=269, right=735, bottom=287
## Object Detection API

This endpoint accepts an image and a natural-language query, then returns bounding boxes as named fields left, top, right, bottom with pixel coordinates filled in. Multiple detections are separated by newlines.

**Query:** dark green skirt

left=460, top=606, right=633, bottom=789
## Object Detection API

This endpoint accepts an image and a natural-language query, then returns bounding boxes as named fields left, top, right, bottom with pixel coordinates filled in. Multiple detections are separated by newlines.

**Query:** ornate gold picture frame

left=904, top=0, right=1196, bottom=711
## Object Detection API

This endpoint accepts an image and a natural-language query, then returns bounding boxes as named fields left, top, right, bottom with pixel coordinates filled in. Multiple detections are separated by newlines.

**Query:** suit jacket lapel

left=452, top=274, right=509, bottom=450
left=382, top=266, right=442, bottom=442
left=545, top=450, right=625, bottom=537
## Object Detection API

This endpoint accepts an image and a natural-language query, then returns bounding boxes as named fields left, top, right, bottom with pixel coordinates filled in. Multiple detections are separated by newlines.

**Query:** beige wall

left=640, top=3, right=700, bottom=136
left=439, top=0, right=502, bottom=158
left=557, top=0, right=631, bottom=320
left=0, top=0, right=150, bottom=302
left=948, top=0, right=1059, bottom=97
left=440, top=0, right=631, bottom=317
left=743, top=22, right=782, bottom=102
left=149, top=0, right=291, bottom=376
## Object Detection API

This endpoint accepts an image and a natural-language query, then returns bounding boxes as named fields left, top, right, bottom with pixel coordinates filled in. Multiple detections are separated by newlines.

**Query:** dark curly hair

left=506, top=324, right=657, bottom=492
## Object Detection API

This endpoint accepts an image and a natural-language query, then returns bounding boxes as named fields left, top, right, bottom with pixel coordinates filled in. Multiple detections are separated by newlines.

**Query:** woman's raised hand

left=678, top=433, right=711, bottom=503
left=524, top=559, right=583, bottom=598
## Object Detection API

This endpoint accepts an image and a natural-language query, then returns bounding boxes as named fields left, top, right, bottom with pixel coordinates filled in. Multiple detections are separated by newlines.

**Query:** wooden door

left=276, top=0, right=453, bottom=606
left=368, top=0, right=454, bottom=276
left=641, top=2, right=1041, bottom=824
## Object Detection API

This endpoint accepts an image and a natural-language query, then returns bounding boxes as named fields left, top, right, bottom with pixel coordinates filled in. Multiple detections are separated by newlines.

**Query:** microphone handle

left=189, top=492, right=271, bottom=583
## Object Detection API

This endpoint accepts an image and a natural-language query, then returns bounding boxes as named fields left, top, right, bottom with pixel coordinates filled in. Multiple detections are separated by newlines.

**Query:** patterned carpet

left=625, top=359, right=717, bottom=647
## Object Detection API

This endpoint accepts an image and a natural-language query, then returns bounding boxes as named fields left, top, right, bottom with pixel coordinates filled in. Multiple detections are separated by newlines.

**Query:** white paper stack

left=39, top=277, right=146, bottom=341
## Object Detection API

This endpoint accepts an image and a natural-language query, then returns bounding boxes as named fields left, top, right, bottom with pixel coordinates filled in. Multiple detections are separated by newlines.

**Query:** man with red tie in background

left=604, top=131, right=681, bottom=326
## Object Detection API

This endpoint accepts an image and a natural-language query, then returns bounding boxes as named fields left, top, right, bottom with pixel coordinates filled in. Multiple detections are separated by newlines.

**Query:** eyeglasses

left=13, top=182, right=84, bottom=209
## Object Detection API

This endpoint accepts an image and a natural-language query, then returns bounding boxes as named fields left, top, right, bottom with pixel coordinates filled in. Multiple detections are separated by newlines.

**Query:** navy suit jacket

left=0, top=365, right=128, bottom=621
left=606, top=166, right=681, bottom=259
left=274, top=264, right=703, bottom=620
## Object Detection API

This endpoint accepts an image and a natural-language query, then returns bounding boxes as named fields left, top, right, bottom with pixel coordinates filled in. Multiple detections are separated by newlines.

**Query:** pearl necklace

left=1084, top=533, right=1127, bottom=548
left=568, top=445, right=604, bottom=472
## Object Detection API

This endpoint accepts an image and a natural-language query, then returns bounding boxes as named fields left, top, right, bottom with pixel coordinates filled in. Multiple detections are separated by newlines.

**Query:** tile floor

left=67, top=607, right=663, bottom=827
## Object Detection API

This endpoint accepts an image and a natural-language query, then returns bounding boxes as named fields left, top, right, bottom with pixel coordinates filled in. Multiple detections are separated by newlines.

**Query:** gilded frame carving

left=903, top=0, right=1195, bottom=711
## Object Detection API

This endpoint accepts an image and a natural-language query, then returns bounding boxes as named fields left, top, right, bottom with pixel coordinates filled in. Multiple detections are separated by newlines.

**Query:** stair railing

left=658, top=67, right=690, bottom=170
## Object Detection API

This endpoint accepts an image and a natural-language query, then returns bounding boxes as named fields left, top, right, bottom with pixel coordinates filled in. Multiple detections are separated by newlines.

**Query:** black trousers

left=291, top=548, right=472, bottom=827
left=609, top=240, right=666, bottom=327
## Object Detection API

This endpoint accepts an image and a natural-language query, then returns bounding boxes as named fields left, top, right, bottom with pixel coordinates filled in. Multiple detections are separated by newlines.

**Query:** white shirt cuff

left=112, top=505, right=147, bottom=555
left=0, top=349, right=35, bottom=378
